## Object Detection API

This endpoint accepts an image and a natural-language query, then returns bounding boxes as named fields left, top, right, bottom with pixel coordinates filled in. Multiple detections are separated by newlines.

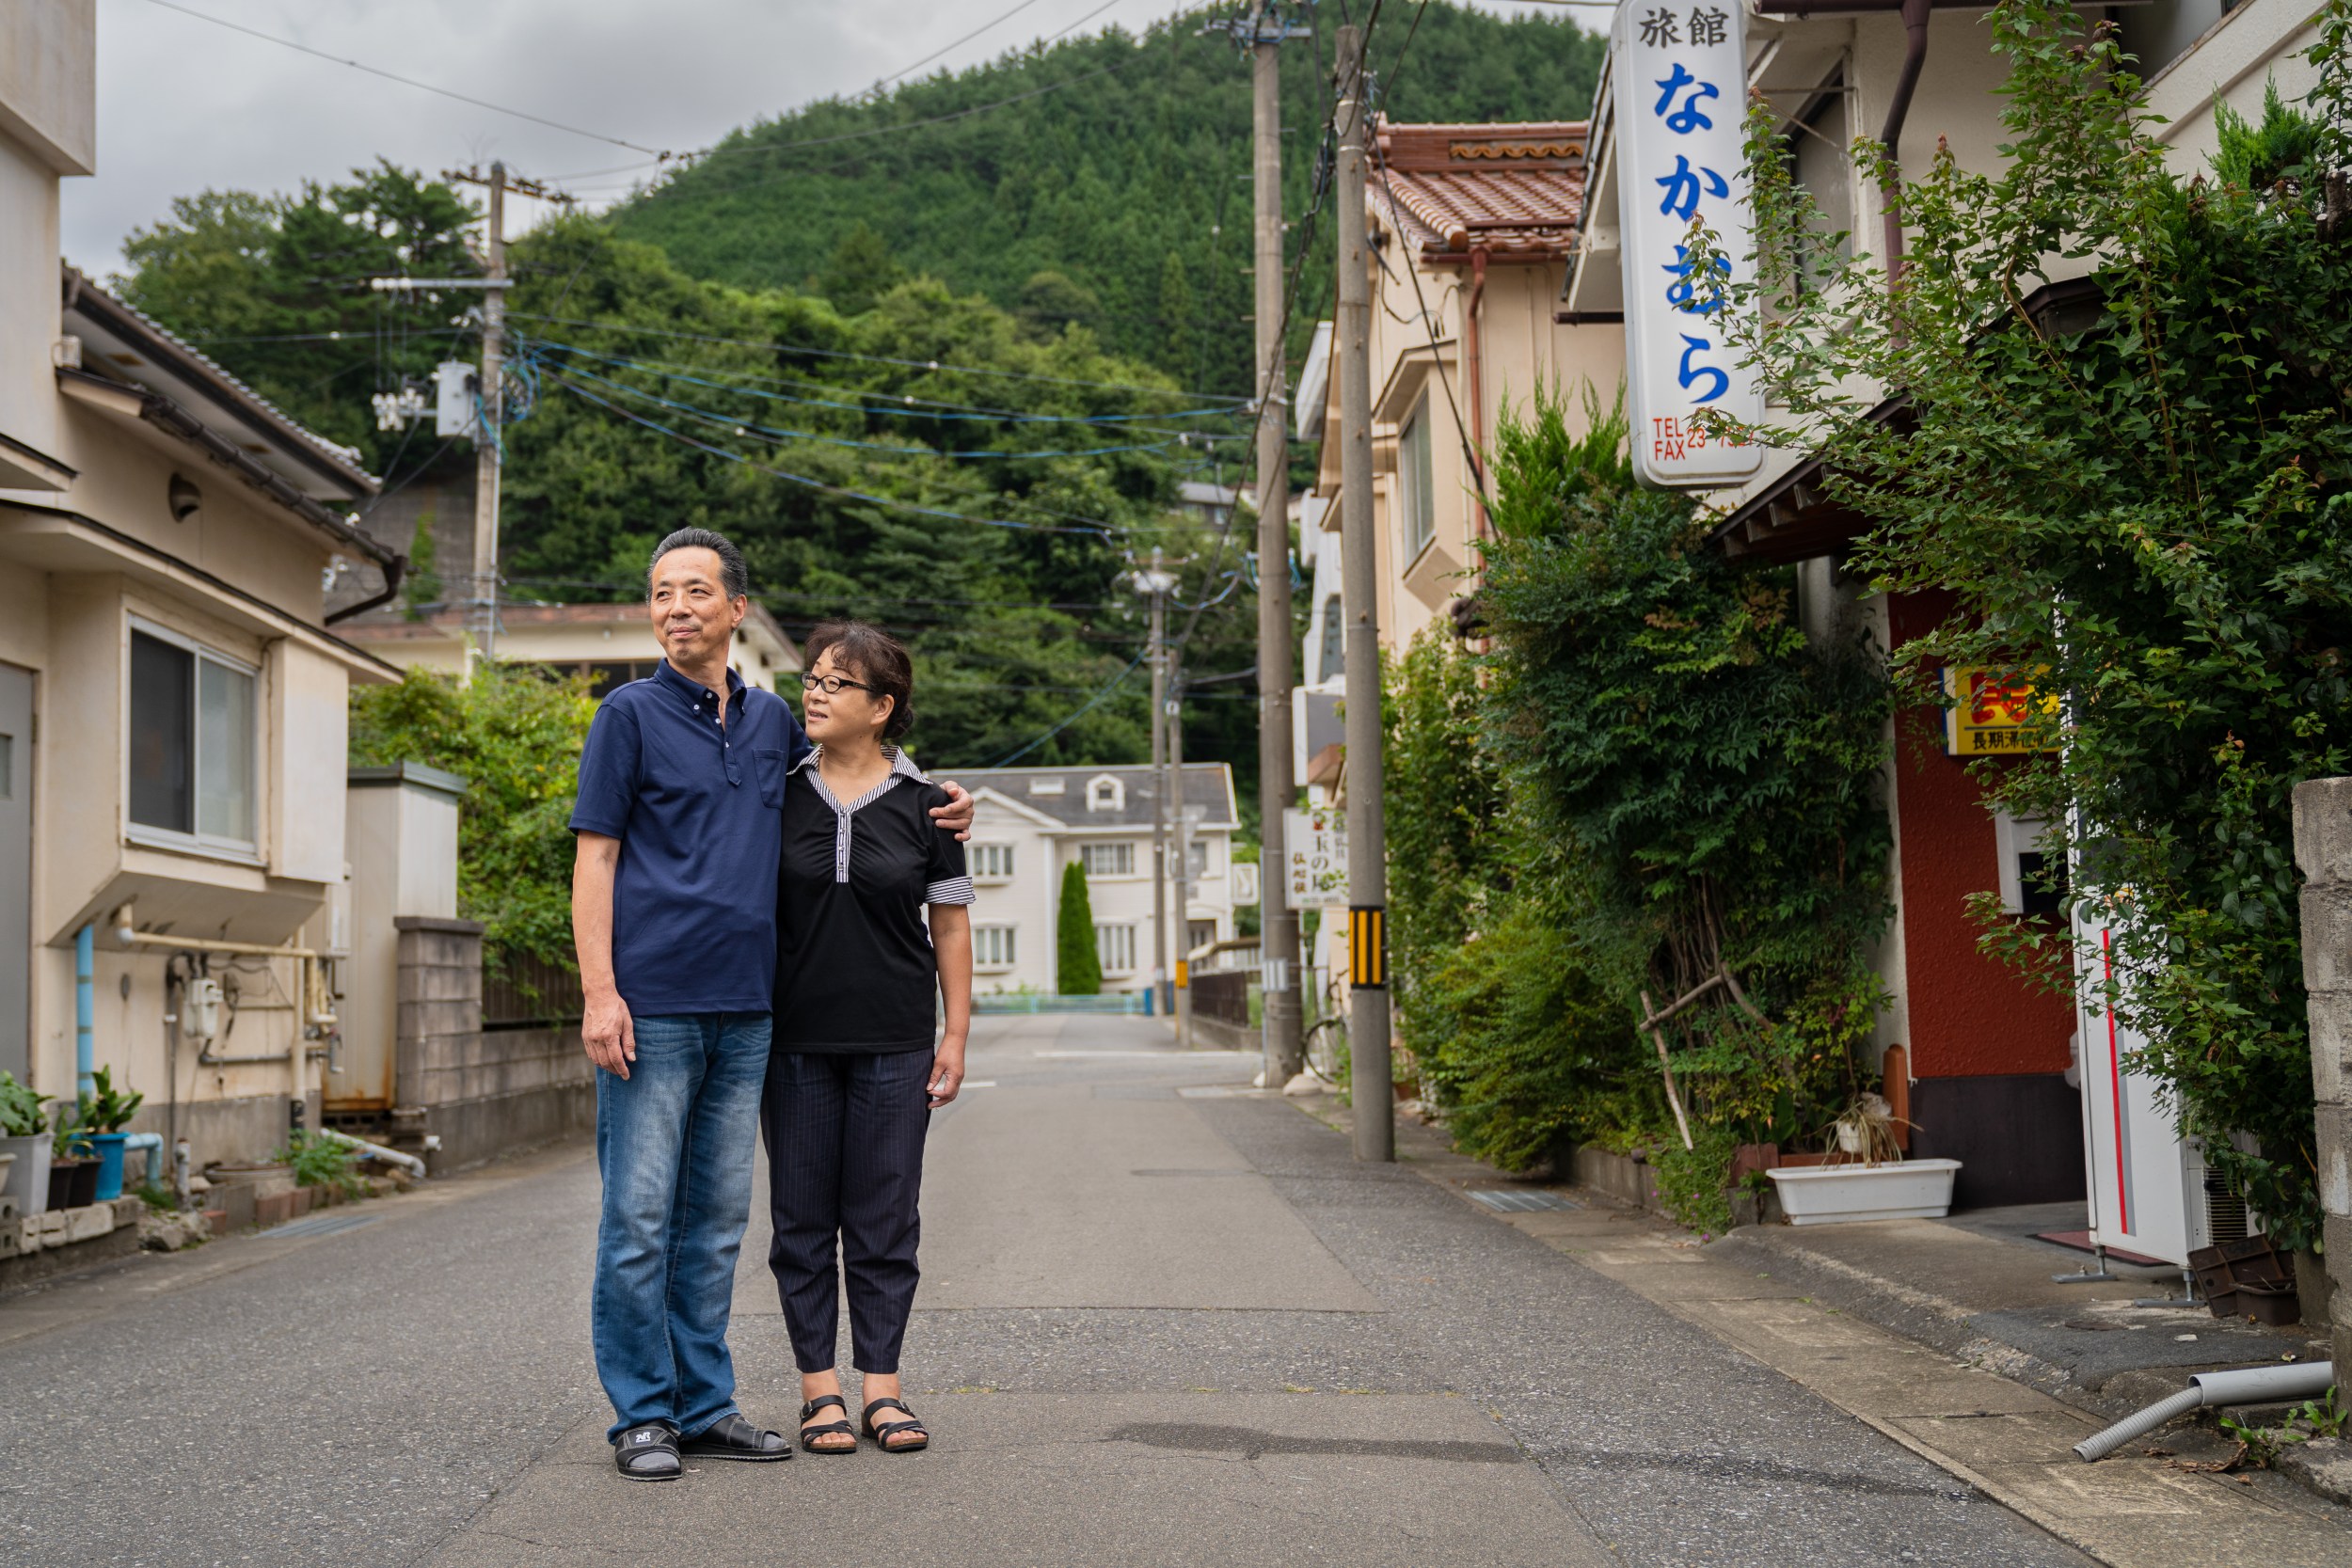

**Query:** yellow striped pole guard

left=1348, top=906, right=1387, bottom=990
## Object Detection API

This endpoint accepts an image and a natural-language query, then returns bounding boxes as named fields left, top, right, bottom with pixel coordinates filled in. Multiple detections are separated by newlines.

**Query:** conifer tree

left=1057, top=860, right=1103, bottom=996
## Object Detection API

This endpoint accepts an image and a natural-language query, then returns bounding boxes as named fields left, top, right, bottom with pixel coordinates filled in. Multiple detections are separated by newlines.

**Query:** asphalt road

left=0, top=1013, right=2095, bottom=1567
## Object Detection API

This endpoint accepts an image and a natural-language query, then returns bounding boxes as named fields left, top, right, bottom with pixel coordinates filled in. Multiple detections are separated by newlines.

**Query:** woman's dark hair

left=648, top=527, right=748, bottom=599
left=805, top=620, right=914, bottom=741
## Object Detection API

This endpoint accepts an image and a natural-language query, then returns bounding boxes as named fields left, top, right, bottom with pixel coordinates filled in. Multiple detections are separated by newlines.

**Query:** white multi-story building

left=948, top=762, right=1241, bottom=996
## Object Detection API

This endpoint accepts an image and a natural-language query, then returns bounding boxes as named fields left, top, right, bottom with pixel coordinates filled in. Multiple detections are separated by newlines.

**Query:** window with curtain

left=1080, top=842, right=1135, bottom=878
left=973, top=926, right=1017, bottom=968
left=1095, top=923, right=1136, bottom=974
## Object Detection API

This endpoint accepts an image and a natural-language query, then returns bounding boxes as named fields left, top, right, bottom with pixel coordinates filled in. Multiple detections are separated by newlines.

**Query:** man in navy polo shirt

left=569, top=527, right=972, bottom=1481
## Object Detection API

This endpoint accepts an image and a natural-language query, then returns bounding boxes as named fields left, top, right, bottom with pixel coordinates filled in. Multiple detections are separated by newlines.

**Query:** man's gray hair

left=648, top=528, right=749, bottom=599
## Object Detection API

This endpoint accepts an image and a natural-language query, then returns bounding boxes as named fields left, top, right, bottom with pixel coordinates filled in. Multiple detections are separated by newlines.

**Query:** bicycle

left=1301, top=1014, right=1346, bottom=1084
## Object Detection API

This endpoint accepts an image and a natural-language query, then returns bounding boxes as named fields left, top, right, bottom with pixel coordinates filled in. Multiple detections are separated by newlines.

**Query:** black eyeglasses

left=801, top=673, right=878, bottom=695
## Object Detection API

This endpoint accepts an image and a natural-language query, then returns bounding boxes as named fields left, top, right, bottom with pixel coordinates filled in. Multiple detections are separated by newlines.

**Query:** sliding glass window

left=129, top=624, right=257, bottom=852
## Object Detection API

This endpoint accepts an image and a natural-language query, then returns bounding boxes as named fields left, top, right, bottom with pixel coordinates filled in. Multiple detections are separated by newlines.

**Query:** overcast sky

left=70, top=0, right=1581, bottom=277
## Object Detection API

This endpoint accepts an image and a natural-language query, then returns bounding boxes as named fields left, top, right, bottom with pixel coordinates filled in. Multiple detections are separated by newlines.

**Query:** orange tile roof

left=1370, top=118, right=1589, bottom=261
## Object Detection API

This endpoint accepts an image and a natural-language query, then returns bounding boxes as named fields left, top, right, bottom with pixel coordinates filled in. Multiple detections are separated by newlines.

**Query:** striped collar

left=789, top=744, right=926, bottom=783
left=793, top=744, right=927, bottom=817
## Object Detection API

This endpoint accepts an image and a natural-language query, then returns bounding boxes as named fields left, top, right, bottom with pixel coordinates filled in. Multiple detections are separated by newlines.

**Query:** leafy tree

left=1388, top=626, right=1635, bottom=1169
left=1708, top=0, right=2352, bottom=1244
left=1057, top=860, right=1103, bottom=994
left=820, top=220, right=906, bottom=314
left=116, top=163, right=479, bottom=471
left=348, top=666, right=596, bottom=972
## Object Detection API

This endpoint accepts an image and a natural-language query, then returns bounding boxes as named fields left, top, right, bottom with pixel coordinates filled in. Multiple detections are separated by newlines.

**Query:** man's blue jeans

left=593, top=1011, right=771, bottom=1441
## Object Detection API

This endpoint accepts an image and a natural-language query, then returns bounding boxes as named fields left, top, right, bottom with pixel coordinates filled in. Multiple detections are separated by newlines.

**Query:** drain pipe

left=1879, top=0, right=1932, bottom=289
left=75, top=922, right=95, bottom=1099
left=2074, top=1361, right=2336, bottom=1461
left=315, top=1126, right=428, bottom=1180
left=1463, top=246, right=1491, bottom=539
left=1758, top=0, right=1933, bottom=292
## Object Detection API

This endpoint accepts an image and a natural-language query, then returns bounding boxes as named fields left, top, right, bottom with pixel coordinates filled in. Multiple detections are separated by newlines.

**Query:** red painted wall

left=1886, top=591, right=2074, bottom=1079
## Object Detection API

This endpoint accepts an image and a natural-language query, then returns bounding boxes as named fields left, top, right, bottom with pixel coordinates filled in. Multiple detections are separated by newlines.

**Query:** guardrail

left=974, top=992, right=1154, bottom=1016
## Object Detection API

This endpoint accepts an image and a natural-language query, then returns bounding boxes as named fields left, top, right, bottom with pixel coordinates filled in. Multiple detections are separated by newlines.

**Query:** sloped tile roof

left=1371, top=118, right=1589, bottom=261
left=956, top=762, right=1238, bottom=831
left=62, top=266, right=378, bottom=493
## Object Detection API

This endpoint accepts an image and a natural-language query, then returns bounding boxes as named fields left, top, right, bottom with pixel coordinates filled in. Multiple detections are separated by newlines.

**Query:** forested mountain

left=613, top=2, right=1604, bottom=394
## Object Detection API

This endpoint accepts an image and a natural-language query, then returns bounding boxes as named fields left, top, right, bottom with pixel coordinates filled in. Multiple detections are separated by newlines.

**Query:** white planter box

left=1766, top=1158, right=1962, bottom=1226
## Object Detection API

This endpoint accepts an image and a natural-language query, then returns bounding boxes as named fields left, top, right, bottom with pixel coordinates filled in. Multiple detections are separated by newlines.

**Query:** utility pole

left=1135, top=551, right=1178, bottom=1017
left=1170, top=678, right=1191, bottom=1048
left=1334, top=24, right=1392, bottom=1162
left=1248, top=0, right=1304, bottom=1089
left=473, top=161, right=507, bottom=661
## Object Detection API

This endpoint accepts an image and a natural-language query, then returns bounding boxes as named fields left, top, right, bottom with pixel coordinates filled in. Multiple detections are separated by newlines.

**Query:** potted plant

left=74, top=1067, right=144, bottom=1203
left=48, top=1106, right=98, bottom=1210
left=1766, top=1094, right=1962, bottom=1226
left=0, top=1070, right=49, bottom=1217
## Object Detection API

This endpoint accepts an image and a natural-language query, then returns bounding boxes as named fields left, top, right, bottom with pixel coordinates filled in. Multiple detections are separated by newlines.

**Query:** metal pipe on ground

left=2074, top=1361, right=2335, bottom=1461
left=314, top=1126, right=427, bottom=1180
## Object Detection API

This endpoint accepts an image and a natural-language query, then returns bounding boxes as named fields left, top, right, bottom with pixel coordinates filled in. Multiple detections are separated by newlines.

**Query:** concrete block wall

left=2290, top=778, right=2352, bottom=1373
left=392, top=916, right=595, bottom=1173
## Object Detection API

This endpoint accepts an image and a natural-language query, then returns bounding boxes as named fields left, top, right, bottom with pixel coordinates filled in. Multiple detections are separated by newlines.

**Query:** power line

left=505, top=313, right=1248, bottom=404
left=867, top=0, right=1059, bottom=95
left=975, top=652, right=1149, bottom=767
left=549, top=375, right=1125, bottom=537
left=518, top=335, right=1247, bottom=426
left=533, top=356, right=1184, bottom=460
left=140, top=0, right=675, bottom=158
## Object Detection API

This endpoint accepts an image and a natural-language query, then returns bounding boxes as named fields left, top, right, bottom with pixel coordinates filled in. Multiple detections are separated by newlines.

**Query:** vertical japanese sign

left=1283, top=807, right=1347, bottom=909
left=1612, top=1, right=1763, bottom=489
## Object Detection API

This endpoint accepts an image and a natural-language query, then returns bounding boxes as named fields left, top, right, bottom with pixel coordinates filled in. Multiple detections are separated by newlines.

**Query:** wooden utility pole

left=472, top=161, right=507, bottom=661
left=1334, top=25, right=1392, bottom=1161
left=1248, top=3, right=1304, bottom=1088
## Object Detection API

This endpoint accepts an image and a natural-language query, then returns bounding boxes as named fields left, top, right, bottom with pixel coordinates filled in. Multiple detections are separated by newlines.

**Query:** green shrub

left=275, top=1131, right=365, bottom=1200
left=1650, top=1126, right=1740, bottom=1238
left=349, top=663, right=596, bottom=974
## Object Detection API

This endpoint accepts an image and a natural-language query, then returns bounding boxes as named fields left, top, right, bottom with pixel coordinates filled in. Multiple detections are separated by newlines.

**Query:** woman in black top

left=765, top=621, right=974, bottom=1455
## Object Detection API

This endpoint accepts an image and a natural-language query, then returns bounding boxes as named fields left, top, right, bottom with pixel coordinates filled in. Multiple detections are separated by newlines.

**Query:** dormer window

left=1087, top=775, right=1124, bottom=812
left=1028, top=777, right=1065, bottom=797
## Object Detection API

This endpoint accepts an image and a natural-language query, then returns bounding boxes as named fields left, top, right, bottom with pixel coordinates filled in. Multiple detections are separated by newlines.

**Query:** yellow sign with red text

left=1944, top=667, right=2060, bottom=757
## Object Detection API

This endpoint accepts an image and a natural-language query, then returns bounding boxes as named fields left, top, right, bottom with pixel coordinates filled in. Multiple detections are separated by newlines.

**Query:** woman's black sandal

left=613, top=1421, right=682, bottom=1481
left=799, top=1395, right=859, bottom=1454
left=862, top=1397, right=930, bottom=1453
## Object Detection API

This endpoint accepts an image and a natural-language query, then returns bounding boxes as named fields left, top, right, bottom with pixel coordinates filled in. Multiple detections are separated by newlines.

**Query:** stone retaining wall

left=2290, top=779, right=2352, bottom=1371
left=394, top=918, right=595, bottom=1174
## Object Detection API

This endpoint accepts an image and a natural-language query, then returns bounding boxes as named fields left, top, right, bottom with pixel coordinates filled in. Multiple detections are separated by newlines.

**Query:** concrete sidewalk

left=1709, top=1202, right=2326, bottom=1415
left=1333, top=1101, right=2352, bottom=1566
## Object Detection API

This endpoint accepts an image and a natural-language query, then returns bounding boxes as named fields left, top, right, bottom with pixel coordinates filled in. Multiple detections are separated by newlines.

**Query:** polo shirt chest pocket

left=755, top=749, right=788, bottom=809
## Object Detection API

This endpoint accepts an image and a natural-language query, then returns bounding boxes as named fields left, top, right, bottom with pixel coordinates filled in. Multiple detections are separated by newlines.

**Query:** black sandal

left=799, top=1394, right=858, bottom=1454
left=862, top=1397, right=929, bottom=1453
left=613, top=1421, right=682, bottom=1481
